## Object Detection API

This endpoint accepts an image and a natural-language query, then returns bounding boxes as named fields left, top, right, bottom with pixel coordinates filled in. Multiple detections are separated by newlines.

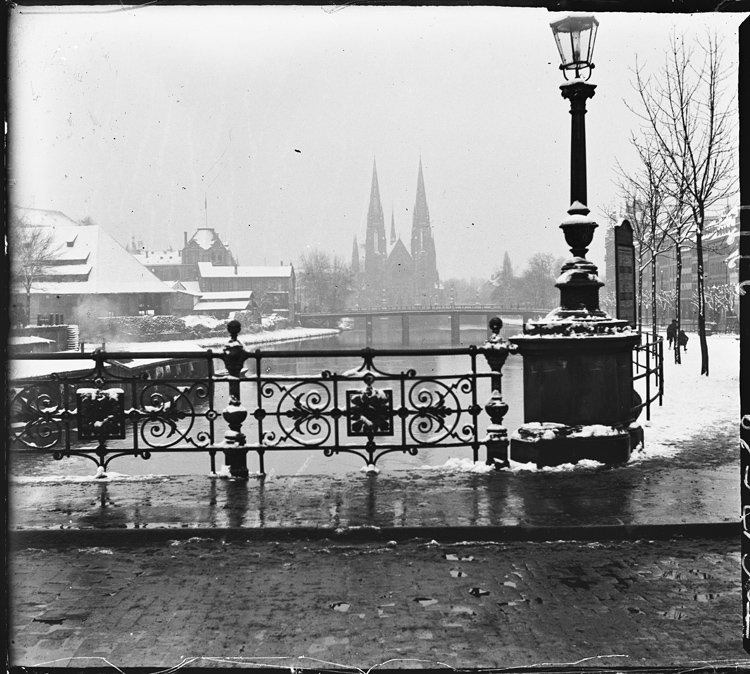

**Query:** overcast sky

left=8, top=6, right=745, bottom=281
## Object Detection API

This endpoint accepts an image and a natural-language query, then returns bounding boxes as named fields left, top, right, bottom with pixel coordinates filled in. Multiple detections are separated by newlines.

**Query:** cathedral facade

left=354, top=159, right=440, bottom=308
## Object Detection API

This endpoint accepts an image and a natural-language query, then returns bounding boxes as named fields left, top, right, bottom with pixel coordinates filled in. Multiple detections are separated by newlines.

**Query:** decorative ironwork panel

left=346, top=387, right=394, bottom=436
left=76, top=388, right=126, bottom=440
left=10, top=382, right=71, bottom=450
left=9, top=351, right=219, bottom=472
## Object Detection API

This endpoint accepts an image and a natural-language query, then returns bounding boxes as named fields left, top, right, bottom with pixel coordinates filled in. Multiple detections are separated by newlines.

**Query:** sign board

left=614, top=219, right=637, bottom=328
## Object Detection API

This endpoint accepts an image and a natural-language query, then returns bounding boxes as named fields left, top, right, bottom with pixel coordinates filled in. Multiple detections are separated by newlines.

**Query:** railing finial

left=488, top=316, right=504, bottom=339
left=227, top=319, right=241, bottom=342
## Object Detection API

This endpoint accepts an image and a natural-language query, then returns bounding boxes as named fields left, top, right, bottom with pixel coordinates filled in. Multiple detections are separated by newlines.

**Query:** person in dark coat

left=678, top=329, right=689, bottom=352
left=666, top=319, right=678, bottom=349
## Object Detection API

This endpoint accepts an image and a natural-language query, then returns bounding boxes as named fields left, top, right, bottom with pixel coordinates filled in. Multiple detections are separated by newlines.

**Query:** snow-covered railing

left=8, top=319, right=517, bottom=478
left=633, top=331, right=664, bottom=422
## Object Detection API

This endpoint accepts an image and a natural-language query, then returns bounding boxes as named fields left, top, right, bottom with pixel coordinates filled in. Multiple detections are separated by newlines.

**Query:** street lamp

left=550, top=15, right=599, bottom=81
left=547, top=15, right=603, bottom=320
left=507, top=16, right=642, bottom=469
left=551, top=16, right=598, bottom=210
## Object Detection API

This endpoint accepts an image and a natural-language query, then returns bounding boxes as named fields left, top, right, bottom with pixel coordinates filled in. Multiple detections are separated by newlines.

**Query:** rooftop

left=198, top=261, right=293, bottom=279
left=13, top=208, right=173, bottom=296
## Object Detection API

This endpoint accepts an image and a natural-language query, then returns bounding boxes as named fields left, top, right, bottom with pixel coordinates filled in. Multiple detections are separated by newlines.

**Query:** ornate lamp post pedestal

left=507, top=16, right=643, bottom=466
left=509, top=203, right=642, bottom=467
left=509, top=331, right=641, bottom=468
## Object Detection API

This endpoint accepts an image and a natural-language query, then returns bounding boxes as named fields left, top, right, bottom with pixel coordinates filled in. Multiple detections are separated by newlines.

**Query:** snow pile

left=77, top=387, right=124, bottom=400
left=421, top=457, right=495, bottom=473
left=569, top=424, right=627, bottom=438
left=76, top=547, right=114, bottom=555
left=261, top=313, right=288, bottom=330
left=183, top=315, right=222, bottom=329
left=236, top=327, right=338, bottom=347
left=517, top=315, right=634, bottom=338
left=508, top=458, right=605, bottom=473
left=512, top=422, right=628, bottom=443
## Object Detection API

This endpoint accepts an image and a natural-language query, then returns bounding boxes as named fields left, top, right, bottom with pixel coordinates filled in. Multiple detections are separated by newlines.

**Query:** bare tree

left=630, top=32, right=737, bottom=375
left=9, top=215, right=61, bottom=326
left=489, top=252, right=517, bottom=308
left=298, top=249, right=355, bottom=313
left=517, top=252, right=563, bottom=311
left=616, top=136, right=674, bottom=340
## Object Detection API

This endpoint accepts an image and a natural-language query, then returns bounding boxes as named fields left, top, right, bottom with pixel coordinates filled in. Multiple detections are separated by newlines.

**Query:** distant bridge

left=297, top=305, right=551, bottom=346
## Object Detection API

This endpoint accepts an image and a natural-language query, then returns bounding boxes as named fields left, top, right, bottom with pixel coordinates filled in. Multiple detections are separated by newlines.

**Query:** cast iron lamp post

left=551, top=15, right=598, bottom=208
left=549, top=15, right=605, bottom=320
left=507, top=16, right=642, bottom=468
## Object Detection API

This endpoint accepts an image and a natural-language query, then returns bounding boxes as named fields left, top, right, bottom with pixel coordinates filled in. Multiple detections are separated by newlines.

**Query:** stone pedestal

left=509, top=328, right=641, bottom=467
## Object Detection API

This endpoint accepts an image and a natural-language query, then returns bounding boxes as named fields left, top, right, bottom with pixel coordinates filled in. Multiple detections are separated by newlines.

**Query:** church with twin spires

left=352, top=159, right=440, bottom=308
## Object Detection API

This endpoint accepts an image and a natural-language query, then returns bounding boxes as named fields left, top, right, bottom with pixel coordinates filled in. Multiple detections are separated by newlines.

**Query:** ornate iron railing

left=9, top=319, right=516, bottom=478
left=633, top=331, right=664, bottom=422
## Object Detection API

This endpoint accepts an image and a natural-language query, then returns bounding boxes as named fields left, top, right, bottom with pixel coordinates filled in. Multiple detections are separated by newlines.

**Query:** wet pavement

left=10, top=428, right=739, bottom=538
left=8, top=426, right=748, bottom=670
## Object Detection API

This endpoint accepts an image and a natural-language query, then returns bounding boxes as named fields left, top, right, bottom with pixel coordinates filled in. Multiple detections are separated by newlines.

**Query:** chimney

left=184, top=231, right=188, bottom=245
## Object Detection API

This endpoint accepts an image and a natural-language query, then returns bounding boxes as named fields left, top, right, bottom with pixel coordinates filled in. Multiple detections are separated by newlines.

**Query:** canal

left=11, top=317, right=526, bottom=479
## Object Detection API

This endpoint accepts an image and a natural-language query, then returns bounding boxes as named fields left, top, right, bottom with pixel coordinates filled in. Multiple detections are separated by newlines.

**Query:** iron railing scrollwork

left=9, top=318, right=519, bottom=478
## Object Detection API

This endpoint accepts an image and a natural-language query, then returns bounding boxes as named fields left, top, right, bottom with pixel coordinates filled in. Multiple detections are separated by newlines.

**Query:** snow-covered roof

left=9, top=336, right=55, bottom=345
left=56, top=249, right=90, bottom=264
left=704, top=206, right=739, bottom=243
left=42, top=264, right=92, bottom=278
left=168, top=280, right=202, bottom=296
left=13, top=208, right=81, bottom=228
left=180, top=281, right=202, bottom=295
left=132, top=250, right=182, bottom=265
left=193, top=300, right=252, bottom=312
left=12, top=207, right=174, bottom=296
left=200, top=291, right=254, bottom=301
left=198, top=261, right=293, bottom=279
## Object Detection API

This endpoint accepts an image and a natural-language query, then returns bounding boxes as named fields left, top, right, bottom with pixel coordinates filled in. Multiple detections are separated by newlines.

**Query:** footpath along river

left=11, top=317, right=526, bottom=480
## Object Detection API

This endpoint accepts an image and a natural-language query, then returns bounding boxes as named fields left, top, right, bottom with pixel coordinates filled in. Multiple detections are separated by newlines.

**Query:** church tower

left=363, top=159, right=387, bottom=306
left=410, top=159, right=439, bottom=305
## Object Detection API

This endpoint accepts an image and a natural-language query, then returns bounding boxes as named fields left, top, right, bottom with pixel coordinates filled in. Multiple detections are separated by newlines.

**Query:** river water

left=12, top=317, right=526, bottom=479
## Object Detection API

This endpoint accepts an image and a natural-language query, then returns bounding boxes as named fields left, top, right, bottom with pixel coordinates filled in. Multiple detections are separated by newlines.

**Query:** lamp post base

left=510, top=422, right=643, bottom=468
left=508, top=329, right=642, bottom=469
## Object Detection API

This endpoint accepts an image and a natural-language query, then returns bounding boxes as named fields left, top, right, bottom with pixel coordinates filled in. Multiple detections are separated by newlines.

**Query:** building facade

left=10, top=208, right=174, bottom=331
left=130, top=228, right=295, bottom=320
left=355, top=160, right=440, bottom=307
left=604, top=205, right=739, bottom=330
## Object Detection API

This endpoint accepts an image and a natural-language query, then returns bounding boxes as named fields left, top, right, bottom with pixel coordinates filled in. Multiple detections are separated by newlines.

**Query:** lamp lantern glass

left=550, top=15, right=599, bottom=80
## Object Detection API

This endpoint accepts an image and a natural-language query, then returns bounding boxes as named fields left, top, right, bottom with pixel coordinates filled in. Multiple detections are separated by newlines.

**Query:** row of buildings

left=10, top=160, right=442, bottom=337
left=9, top=207, right=295, bottom=333
left=604, top=205, right=740, bottom=330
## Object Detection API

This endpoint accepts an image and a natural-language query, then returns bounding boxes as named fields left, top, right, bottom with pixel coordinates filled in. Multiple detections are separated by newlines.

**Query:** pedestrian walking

left=678, top=329, right=689, bottom=352
left=666, top=319, right=677, bottom=349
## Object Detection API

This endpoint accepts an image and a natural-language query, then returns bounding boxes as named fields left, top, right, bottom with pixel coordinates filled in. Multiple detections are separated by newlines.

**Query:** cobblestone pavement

left=8, top=536, right=748, bottom=670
